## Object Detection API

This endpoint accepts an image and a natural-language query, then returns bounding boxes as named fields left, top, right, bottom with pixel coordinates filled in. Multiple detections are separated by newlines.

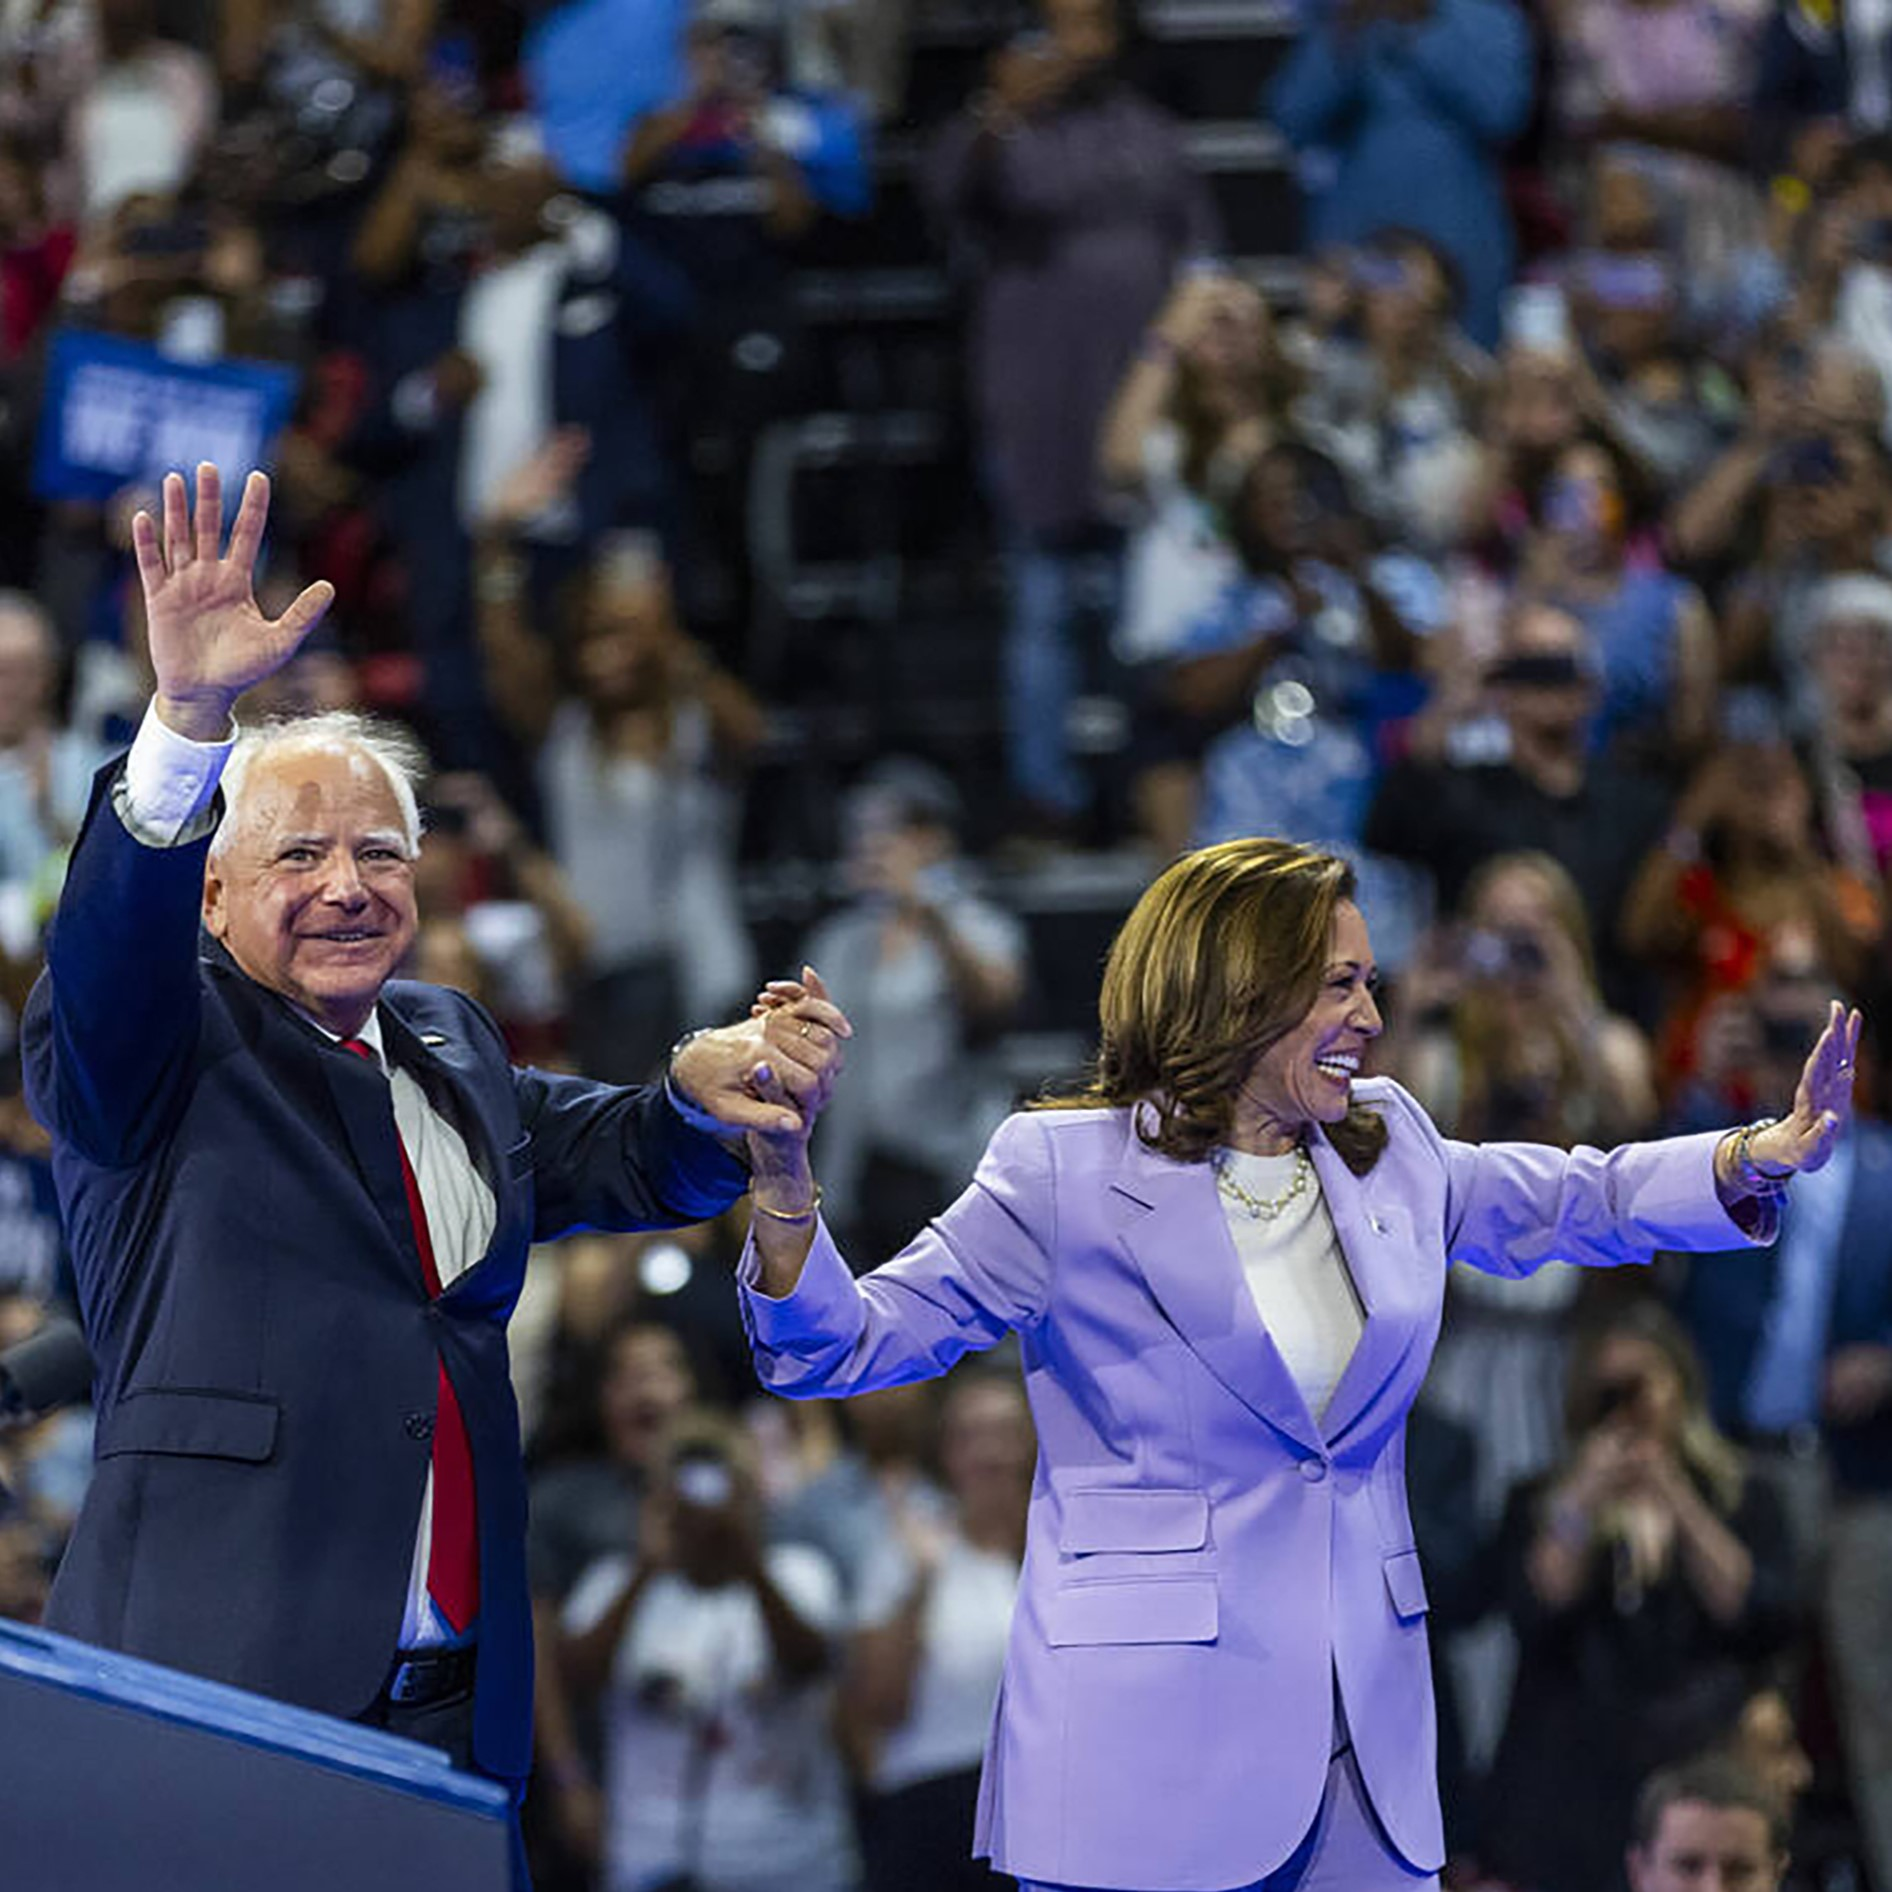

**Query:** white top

left=853, top=1530, right=1019, bottom=1795
left=119, top=705, right=497, bottom=1649
left=1214, top=1149, right=1364, bottom=1424
left=564, top=1544, right=859, bottom=1892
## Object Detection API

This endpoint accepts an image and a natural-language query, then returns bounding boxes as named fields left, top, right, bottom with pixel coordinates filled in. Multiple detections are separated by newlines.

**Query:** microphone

left=0, top=1318, right=94, bottom=1426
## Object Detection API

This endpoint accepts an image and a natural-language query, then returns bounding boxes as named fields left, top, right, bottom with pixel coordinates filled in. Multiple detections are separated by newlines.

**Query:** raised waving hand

left=134, top=463, right=336, bottom=741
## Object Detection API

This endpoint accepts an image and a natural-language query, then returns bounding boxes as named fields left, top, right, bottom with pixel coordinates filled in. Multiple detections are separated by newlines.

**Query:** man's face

left=1628, top=1803, right=1785, bottom=1892
left=203, top=744, right=419, bottom=1036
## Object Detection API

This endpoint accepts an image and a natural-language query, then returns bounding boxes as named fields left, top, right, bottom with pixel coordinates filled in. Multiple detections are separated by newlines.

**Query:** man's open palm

left=135, top=464, right=335, bottom=735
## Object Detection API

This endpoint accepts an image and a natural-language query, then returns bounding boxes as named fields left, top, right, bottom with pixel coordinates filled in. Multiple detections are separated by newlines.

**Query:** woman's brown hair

left=1037, top=837, right=1387, bottom=1175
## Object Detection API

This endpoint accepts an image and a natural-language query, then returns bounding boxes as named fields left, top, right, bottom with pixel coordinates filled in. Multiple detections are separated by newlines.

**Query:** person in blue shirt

left=1266, top=0, right=1534, bottom=349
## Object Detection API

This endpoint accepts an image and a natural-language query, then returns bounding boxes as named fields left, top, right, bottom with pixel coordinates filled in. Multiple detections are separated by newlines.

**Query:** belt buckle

left=389, top=1657, right=432, bottom=1705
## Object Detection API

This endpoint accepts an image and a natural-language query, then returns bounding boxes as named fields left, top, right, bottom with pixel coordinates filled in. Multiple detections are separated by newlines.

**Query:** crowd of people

left=0, top=0, right=1890, bottom=1890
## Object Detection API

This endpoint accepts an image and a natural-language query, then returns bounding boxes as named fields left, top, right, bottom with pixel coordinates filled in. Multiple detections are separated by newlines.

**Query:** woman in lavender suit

left=731, top=839, right=1859, bottom=1892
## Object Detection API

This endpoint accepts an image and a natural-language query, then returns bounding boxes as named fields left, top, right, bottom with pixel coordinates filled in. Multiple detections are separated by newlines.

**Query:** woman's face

left=1722, top=740, right=1813, bottom=850
left=601, top=1327, right=696, bottom=1470
left=1499, top=352, right=1582, bottom=456
left=1243, top=452, right=1314, bottom=560
left=1241, top=901, right=1383, bottom=1136
left=1542, top=442, right=1626, bottom=561
left=1187, top=279, right=1274, bottom=385
left=1586, top=1331, right=1687, bottom=1443
left=1813, top=614, right=1892, bottom=716
left=1464, top=866, right=1572, bottom=993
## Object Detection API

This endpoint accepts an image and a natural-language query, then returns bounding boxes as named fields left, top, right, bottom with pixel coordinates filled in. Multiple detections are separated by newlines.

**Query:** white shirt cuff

left=115, top=700, right=236, bottom=847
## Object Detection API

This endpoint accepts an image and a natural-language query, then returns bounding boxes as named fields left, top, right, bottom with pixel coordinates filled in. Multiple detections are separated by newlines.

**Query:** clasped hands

left=667, top=966, right=851, bottom=1154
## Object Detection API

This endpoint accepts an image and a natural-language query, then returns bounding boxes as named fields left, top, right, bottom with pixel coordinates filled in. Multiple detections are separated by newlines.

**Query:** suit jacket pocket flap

left=99, top=1389, right=280, bottom=1463
left=1047, top=1577, right=1218, bottom=1646
left=1061, top=1488, right=1209, bottom=1553
left=1382, top=1547, right=1429, bottom=1621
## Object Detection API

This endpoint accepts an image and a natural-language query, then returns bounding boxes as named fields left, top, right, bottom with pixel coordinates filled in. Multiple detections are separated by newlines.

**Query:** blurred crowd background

left=1, top=0, right=1891, bottom=1889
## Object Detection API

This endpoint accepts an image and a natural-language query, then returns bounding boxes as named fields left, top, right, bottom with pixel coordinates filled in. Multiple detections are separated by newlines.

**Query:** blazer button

left=1300, top=1458, right=1329, bottom=1484
left=404, top=1412, right=435, bottom=1442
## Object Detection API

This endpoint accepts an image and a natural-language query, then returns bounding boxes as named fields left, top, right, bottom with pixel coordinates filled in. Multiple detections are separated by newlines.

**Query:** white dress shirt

left=1215, top=1147, right=1365, bottom=1424
left=118, top=704, right=497, bottom=1648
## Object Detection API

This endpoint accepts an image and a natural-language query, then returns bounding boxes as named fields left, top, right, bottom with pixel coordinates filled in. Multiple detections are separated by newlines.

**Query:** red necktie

left=342, top=1038, right=479, bottom=1634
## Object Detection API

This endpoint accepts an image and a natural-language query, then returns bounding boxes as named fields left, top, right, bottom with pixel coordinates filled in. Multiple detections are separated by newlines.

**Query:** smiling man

left=18, top=466, right=846, bottom=1866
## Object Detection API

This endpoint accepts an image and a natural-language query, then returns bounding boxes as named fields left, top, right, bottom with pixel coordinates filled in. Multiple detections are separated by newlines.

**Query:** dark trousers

left=859, top=1767, right=1015, bottom=1892
left=355, top=1679, right=533, bottom=1891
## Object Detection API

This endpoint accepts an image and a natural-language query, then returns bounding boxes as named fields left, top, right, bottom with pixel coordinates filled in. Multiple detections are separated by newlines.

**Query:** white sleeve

left=114, top=700, right=236, bottom=847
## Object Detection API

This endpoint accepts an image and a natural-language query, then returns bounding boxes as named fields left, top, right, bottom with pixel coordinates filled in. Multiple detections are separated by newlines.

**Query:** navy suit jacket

left=1674, top=1118, right=1892, bottom=1498
left=20, top=763, right=749, bottom=1779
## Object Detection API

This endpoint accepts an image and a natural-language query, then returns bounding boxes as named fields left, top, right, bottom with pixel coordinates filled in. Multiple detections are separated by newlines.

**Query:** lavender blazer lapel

left=1309, top=1130, right=1427, bottom=1447
left=1105, top=1122, right=1325, bottom=1457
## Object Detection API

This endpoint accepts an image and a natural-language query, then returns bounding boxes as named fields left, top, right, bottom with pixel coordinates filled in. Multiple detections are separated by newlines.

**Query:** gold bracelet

left=1731, top=1118, right=1792, bottom=1198
left=751, top=1184, right=823, bottom=1224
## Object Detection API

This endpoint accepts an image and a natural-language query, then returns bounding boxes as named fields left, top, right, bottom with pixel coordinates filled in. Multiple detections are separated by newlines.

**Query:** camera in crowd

left=1460, top=926, right=1549, bottom=982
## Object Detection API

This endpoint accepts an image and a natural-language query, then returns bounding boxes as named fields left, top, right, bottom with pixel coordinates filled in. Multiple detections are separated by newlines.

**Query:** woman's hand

left=671, top=971, right=851, bottom=1143
left=1745, top=1000, right=1862, bottom=1177
left=137, top=464, right=335, bottom=741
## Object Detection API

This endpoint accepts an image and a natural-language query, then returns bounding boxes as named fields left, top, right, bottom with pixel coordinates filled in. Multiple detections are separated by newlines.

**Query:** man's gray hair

left=210, top=712, right=429, bottom=862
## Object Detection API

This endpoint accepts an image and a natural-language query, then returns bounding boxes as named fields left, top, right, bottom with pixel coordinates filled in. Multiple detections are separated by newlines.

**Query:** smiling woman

left=729, top=835, right=1862, bottom=1892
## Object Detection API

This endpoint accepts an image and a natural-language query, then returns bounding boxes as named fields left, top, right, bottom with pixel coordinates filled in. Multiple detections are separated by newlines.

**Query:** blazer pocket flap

left=1048, top=1577, right=1218, bottom=1646
left=1383, top=1547, right=1429, bottom=1621
left=99, top=1389, right=280, bottom=1463
left=1061, top=1488, right=1209, bottom=1554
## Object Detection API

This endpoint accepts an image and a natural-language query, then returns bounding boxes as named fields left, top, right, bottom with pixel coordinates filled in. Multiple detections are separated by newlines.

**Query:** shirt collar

left=300, top=1003, right=388, bottom=1072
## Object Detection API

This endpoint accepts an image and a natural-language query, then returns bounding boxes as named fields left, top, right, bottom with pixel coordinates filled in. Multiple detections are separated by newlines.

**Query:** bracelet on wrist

left=751, top=1183, right=822, bottom=1224
left=1730, top=1117, right=1793, bottom=1199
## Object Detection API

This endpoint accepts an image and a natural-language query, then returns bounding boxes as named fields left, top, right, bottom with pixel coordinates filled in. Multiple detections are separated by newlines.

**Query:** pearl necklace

left=1212, top=1145, right=1313, bottom=1221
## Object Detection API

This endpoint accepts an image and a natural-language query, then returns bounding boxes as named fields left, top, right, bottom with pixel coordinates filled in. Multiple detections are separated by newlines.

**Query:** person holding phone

left=1266, top=0, right=1532, bottom=349
left=1481, top=1300, right=1796, bottom=1892
left=732, top=838, right=1856, bottom=1891
left=560, top=1409, right=858, bottom=1892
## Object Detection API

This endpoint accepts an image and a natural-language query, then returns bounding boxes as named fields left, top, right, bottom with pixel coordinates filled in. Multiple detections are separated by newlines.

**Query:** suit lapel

left=312, top=1018, right=425, bottom=1272
left=378, top=999, right=521, bottom=1296
left=1309, top=1130, right=1421, bottom=1446
left=1108, top=1119, right=1325, bottom=1456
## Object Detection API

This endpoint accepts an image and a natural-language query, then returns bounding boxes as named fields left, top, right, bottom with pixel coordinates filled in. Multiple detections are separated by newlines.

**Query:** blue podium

left=0, top=1620, right=516, bottom=1890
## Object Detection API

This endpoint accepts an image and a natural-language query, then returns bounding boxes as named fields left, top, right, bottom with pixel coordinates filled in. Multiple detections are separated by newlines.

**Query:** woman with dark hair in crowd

left=1480, top=1298, right=1797, bottom=1892
left=729, top=838, right=1857, bottom=1892
left=1517, top=429, right=1719, bottom=772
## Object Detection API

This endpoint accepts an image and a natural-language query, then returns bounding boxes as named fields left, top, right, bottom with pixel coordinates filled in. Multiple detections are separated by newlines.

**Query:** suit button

left=1300, top=1458, right=1328, bottom=1484
left=404, top=1412, right=435, bottom=1442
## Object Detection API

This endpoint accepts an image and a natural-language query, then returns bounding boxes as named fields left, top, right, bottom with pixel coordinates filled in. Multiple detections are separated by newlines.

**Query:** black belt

left=383, top=1646, right=476, bottom=1709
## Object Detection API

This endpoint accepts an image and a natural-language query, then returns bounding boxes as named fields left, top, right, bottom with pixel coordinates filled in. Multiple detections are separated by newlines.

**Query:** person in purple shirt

left=727, top=839, right=1859, bottom=1892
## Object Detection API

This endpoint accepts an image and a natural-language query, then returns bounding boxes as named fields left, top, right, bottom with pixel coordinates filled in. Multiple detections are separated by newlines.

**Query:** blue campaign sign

left=32, top=328, right=299, bottom=506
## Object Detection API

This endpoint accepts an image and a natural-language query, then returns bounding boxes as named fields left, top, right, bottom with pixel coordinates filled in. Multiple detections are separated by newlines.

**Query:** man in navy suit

left=19, top=465, right=849, bottom=1820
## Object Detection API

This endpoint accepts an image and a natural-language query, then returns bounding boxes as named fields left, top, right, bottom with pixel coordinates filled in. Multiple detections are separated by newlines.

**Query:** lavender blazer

left=739, top=1077, right=1756, bottom=1891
